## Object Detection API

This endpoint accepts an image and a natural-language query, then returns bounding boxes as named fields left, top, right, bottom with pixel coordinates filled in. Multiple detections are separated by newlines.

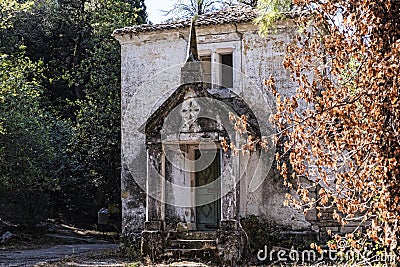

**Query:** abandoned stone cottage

left=112, top=5, right=343, bottom=263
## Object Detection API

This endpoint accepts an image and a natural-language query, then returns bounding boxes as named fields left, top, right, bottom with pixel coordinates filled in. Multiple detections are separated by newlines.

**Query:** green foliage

left=255, top=0, right=291, bottom=35
left=0, top=52, right=71, bottom=191
left=88, top=0, right=146, bottom=34
left=0, top=0, right=33, bottom=30
left=0, top=0, right=147, bottom=225
left=61, top=0, right=146, bottom=219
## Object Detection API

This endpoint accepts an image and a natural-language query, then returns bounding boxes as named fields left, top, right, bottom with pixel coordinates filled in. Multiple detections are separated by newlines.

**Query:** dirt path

left=0, top=243, right=118, bottom=267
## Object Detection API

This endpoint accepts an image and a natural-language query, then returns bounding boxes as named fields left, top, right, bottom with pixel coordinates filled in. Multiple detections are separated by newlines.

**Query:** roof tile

left=112, top=5, right=257, bottom=36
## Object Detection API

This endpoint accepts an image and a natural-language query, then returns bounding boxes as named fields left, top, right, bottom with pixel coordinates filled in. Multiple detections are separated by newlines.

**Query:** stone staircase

left=163, top=231, right=219, bottom=262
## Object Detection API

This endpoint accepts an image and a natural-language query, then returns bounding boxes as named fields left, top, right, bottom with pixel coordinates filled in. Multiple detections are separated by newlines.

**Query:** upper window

left=220, top=53, right=233, bottom=88
left=199, top=50, right=234, bottom=89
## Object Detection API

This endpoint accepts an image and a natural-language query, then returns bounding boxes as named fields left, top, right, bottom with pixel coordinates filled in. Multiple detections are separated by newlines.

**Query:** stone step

left=168, top=239, right=217, bottom=249
left=164, top=248, right=218, bottom=261
left=168, top=231, right=218, bottom=240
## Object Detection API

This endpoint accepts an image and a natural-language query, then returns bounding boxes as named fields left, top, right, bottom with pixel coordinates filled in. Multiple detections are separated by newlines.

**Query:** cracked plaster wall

left=115, top=20, right=315, bottom=235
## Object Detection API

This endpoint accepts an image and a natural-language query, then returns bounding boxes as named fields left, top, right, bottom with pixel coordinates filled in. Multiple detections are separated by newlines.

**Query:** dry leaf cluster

left=267, top=0, right=400, bottom=260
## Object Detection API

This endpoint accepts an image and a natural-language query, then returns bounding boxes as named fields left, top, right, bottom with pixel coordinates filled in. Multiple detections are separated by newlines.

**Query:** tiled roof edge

left=112, top=5, right=258, bottom=36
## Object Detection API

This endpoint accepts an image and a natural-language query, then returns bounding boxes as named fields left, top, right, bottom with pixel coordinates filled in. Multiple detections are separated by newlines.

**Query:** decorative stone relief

left=181, top=90, right=201, bottom=132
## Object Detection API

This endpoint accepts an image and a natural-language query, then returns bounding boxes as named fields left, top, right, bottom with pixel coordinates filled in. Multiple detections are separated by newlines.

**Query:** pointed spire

left=181, top=17, right=203, bottom=84
left=186, top=18, right=199, bottom=62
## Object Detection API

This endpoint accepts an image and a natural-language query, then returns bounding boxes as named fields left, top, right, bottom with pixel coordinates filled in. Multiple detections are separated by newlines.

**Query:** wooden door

left=195, top=149, right=221, bottom=230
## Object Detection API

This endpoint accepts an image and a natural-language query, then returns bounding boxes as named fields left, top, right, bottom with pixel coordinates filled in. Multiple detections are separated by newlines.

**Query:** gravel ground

left=0, top=243, right=118, bottom=267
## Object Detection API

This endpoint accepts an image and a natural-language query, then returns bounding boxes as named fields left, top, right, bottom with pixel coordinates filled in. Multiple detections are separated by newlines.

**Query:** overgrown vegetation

left=0, top=0, right=146, bottom=227
left=257, top=0, right=399, bottom=264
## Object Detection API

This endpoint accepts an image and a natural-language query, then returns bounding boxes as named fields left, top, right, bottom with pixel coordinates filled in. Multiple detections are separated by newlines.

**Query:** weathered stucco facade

left=113, top=5, right=339, bottom=264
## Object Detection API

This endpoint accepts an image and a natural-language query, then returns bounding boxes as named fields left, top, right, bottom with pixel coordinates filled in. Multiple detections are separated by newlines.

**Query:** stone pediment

left=143, top=83, right=261, bottom=144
